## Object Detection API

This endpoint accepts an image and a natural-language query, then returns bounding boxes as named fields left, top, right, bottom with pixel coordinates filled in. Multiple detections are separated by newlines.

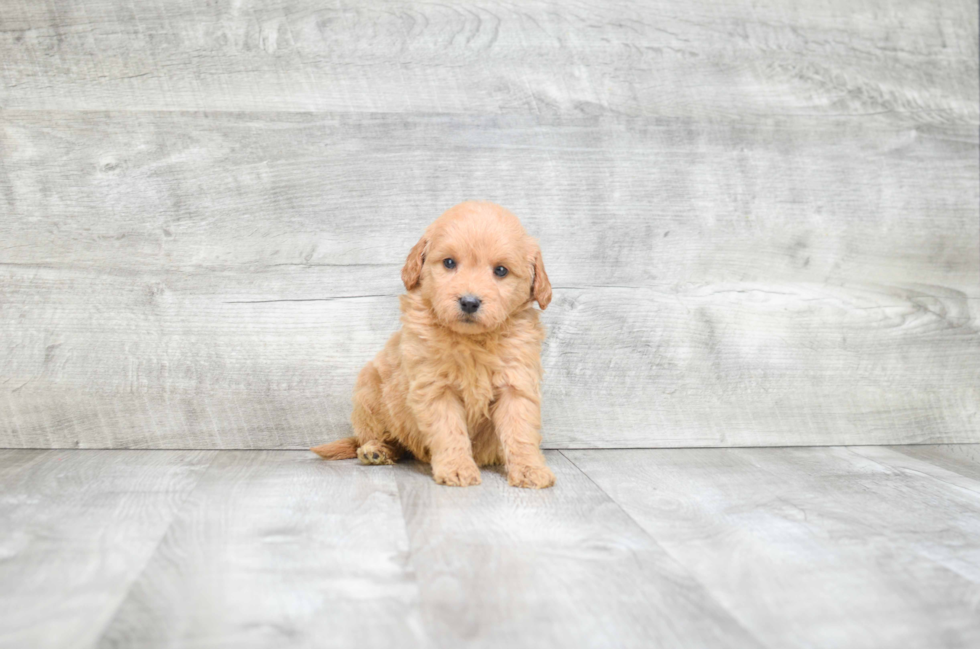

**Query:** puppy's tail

left=310, top=437, right=358, bottom=460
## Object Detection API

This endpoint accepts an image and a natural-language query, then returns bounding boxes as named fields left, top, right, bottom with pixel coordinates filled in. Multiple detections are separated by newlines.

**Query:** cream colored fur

left=312, top=201, right=555, bottom=488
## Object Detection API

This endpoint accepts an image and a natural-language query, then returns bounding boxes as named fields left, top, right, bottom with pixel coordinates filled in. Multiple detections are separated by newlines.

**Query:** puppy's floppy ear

left=401, top=235, right=428, bottom=291
left=530, top=245, right=552, bottom=310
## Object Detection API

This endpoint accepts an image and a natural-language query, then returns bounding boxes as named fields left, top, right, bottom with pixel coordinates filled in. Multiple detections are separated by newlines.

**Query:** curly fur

left=311, top=201, right=555, bottom=488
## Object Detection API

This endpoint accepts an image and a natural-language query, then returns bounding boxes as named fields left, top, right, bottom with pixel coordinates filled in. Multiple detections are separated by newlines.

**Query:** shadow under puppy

left=311, top=201, right=555, bottom=488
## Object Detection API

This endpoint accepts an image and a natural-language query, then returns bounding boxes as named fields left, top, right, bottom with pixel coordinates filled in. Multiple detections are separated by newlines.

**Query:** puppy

left=311, top=201, right=555, bottom=488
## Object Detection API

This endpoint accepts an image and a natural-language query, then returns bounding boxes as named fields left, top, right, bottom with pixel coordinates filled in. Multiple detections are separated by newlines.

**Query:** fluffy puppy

left=311, top=201, right=555, bottom=488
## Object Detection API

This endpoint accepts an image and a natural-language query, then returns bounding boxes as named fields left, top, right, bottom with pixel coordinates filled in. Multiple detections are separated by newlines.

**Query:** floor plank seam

left=845, top=447, right=980, bottom=499
left=86, top=450, right=220, bottom=649
left=842, top=447, right=980, bottom=588
left=556, top=450, right=771, bottom=649
left=886, top=446, right=980, bottom=486
left=558, top=450, right=677, bottom=541
left=390, top=463, right=436, bottom=649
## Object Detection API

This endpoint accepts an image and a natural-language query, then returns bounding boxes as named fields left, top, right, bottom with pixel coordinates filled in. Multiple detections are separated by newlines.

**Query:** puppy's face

left=402, top=202, right=551, bottom=334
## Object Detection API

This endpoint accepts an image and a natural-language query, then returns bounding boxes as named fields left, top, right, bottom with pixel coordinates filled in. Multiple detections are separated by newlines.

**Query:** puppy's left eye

left=493, top=265, right=508, bottom=278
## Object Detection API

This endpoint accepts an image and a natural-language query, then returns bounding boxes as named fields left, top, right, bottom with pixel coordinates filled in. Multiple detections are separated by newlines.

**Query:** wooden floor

left=2, top=446, right=979, bottom=648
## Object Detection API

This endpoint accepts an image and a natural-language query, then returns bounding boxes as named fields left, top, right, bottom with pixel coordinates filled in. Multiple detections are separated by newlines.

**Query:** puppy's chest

left=441, top=343, right=503, bottom=414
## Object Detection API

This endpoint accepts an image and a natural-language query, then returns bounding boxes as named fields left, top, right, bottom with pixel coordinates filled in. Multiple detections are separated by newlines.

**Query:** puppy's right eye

left=443, top=258, right=456, bottom=270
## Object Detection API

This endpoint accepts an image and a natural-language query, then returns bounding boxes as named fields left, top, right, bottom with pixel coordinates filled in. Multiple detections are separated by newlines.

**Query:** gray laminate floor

left=2, top=446, right=979, bottom=649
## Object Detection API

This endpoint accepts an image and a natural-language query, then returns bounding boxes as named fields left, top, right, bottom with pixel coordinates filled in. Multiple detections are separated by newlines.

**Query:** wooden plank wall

left=0, top=0, right=978, bottom=449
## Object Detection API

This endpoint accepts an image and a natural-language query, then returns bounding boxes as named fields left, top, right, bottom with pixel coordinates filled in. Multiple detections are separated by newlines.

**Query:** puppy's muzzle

left=458, top=295, right=482, bottom=315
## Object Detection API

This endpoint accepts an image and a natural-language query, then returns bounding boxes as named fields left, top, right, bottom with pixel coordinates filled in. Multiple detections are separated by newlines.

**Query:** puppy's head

left=402, top=201, right=551, bottom=334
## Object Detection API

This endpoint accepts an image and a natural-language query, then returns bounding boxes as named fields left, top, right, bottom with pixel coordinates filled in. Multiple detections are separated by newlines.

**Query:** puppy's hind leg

left=352, top=363, right=402, bottom=466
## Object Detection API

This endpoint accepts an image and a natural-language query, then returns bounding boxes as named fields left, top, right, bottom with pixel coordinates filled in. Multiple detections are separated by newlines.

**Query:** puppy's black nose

left=459, top=295, right=481, bottom=314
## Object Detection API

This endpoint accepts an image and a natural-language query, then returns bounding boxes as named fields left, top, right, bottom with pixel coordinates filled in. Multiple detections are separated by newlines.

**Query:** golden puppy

left=311, top=201, right=555, bottom=488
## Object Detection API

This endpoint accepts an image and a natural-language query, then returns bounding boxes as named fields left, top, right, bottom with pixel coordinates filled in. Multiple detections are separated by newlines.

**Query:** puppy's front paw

left=432, top=459, right=482, bottom=487
left=508, top=464, right=556, bottom=489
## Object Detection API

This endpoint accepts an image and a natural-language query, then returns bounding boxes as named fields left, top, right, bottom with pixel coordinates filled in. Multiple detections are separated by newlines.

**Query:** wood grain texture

left=889, top=444, right=980, bottom=482
left=393, top=451, right=760, bottom=648
left=0, top=0, right=976, bottom=118
left=2, top=111, right=977, bottom=291
left=0, top=449, right=214, bottom=649
left=4, top=448, right=980, bottom=648
left=1, top=109, right=977, bottom=449
left=94, top=451, right=427, bottom=649
left=2, top=265, right=977, bottom=449
left=565, top=447, right=980, bottom=649
left=1, top=1, right=978, bottom=450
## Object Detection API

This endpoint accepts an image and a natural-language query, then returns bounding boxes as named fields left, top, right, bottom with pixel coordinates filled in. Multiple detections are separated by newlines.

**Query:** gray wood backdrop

left=1, top=0, right=978, bottom=450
